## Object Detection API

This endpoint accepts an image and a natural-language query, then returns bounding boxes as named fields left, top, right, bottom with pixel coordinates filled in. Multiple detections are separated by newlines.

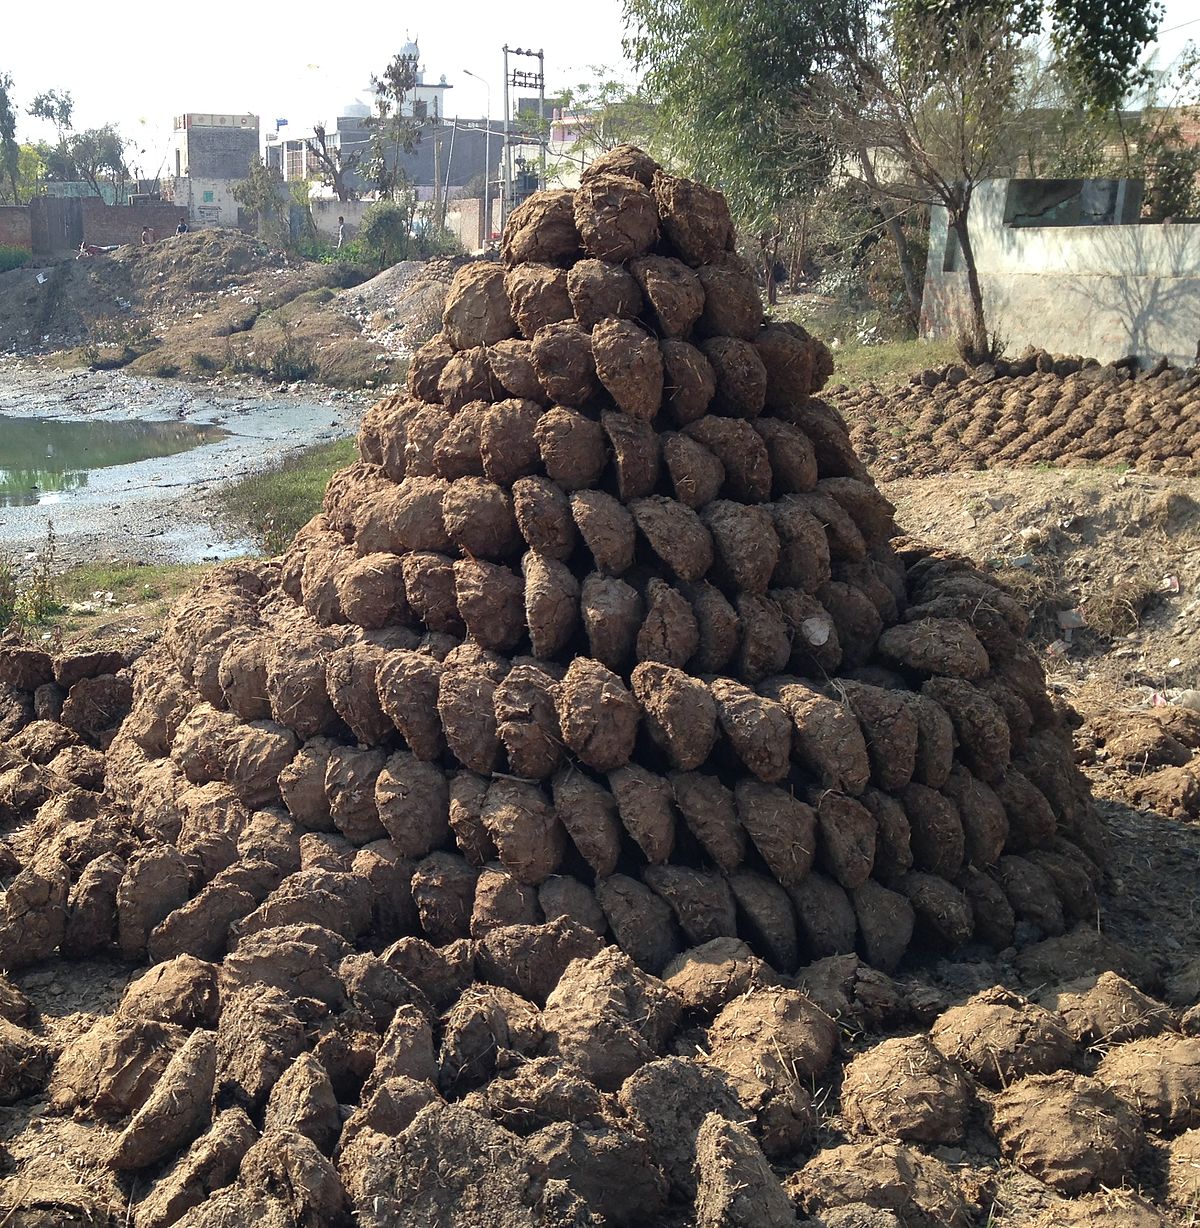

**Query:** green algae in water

left=0, top=416, right=230, bottom=506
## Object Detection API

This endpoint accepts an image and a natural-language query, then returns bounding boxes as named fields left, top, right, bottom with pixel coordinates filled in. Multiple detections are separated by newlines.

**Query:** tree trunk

left=950, top=211, right=988, bottom=360
left=767, top=230, right=781, bottom=305
left=856, top=148, right=921, bottom=325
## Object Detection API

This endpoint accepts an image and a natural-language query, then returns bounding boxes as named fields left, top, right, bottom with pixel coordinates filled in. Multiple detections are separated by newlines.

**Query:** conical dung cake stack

left=105, top=145, right=1103, bottom=977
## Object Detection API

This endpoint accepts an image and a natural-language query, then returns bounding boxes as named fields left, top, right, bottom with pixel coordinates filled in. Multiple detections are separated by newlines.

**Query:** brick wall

left=79, top=198, right=187, bottom=246
left=0, top=207, right=33, bottom=249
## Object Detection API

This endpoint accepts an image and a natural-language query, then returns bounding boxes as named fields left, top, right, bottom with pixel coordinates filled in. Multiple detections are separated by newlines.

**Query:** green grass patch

left=830, top=338, right=958, bottom=388
left=772, top=296, right=957, bottom=389
left=0, top=245, right=31, bottom=274
left=26, top=559, right=211, bottom=639
left=216, top=437, right=357, bottom=555
left=56, top=560, right=209, bottom=606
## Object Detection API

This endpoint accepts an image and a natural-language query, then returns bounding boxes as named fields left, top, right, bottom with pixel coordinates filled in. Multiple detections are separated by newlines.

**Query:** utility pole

left=431, top=122, right=443, bottom=237
left=463, top=69, right=492, bottom=248
left=502, top=46, right=511, bottom=231
left=501, top=45, right=546, bottom=227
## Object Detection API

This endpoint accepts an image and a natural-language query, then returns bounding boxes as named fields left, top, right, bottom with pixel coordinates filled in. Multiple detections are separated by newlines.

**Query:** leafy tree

left=550, top=68, right=658, bottom=181
left=35, top=124, right=130, bottom=200
left=623, top=0, right=872, bottom=301
left=233, top=157, right=288, bottom=245
left=1122, top=43, right=1200, bottom=220
left=65, top=124, right=129, bottom=200
left=305, top=123, right=361, bottom=202
left=806, top=9, right=1034, bottom=357
left=893, top=0, right=1162, bottom=112
left=623, top=0, right=863, bottom=217
left=0, top=73, right=19, bottom=203
left=27, top=89, right=73, bottom=140
left=624, top=0, right=1162, bottom=318
left=370, top=52, right=422, bottom=200
left=13, top=145, right=44, bottom=202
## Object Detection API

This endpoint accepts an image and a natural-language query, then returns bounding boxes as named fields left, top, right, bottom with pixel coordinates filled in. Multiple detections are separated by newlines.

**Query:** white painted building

left=922, top=178, right=1200, bottom=365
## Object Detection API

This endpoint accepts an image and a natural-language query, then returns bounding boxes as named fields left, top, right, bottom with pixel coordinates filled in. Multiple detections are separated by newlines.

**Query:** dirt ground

left=0, top=231, right=455, bottom=390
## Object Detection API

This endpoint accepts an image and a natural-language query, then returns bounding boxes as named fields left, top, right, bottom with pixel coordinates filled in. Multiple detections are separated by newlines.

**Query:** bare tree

left=807, top=10, right=1029, bottom=358
left=305, top=123, right=361, bottom=202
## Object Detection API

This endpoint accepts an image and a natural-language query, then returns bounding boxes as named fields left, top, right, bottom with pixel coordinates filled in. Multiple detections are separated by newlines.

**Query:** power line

left=1158, top=15, right=1200, bottom=34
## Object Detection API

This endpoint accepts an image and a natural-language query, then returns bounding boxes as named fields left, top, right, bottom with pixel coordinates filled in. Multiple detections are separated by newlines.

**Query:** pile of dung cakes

left=837, top=362, right=1200, bottom=482
left=0, top=146, right=1131, bottom=1228
left=95, top=143, right=1102, bottom=983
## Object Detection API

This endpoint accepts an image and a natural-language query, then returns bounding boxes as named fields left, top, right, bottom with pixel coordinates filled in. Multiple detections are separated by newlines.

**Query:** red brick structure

left=0, top=206, right=33, bottom=250
left=13, top=197, right=188, bottom=255
left=77, top=198, right=186, bottom=247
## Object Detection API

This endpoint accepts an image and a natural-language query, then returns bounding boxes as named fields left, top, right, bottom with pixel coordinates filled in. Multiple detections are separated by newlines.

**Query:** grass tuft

left=216, top=437, right=357, bottom=555
left=55, top=560, right=209, bottom=607
left=830, top=337, right=959, bottom=388
left=1084, top=576, right=1159, bottom=640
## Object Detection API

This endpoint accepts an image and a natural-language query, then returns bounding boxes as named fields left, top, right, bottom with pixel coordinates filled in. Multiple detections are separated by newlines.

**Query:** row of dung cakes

left=89, top=530, right=1099, bottom=982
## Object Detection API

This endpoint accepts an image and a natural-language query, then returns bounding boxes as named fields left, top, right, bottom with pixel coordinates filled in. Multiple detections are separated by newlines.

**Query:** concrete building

left=168, top=113, right=260, bottom=227
left=266, top=39, right=466, bottom=194
left=921, top=178, right=1200, bottom=365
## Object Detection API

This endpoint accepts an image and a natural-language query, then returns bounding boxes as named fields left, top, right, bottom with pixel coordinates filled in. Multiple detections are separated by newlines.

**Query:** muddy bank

left=0, top=359, right=372, bottom=565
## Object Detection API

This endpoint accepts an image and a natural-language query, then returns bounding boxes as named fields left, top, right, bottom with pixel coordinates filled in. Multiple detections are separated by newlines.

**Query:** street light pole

left=502, top=46, right=511, bottom=231
left=463, top=69, right=491, bottom=250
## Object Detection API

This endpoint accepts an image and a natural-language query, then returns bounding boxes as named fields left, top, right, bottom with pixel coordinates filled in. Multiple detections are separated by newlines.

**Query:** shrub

left=360, top=199, right=412, bottom=268
left=0, top=524, right=64, bottom=633
left=0, top=245, right=30, bottom=274
left=269, top=332, right=319, bottom=383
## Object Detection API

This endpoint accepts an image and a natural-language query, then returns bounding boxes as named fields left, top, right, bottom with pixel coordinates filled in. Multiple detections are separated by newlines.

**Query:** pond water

left=0, top=416, right=231, bottom=507
left=0, top=362, right=365, bottom=566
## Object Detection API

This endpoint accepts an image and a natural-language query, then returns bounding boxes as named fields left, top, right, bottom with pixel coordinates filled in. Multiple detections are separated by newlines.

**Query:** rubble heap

left=0, top=146, right=1127, bottom=1228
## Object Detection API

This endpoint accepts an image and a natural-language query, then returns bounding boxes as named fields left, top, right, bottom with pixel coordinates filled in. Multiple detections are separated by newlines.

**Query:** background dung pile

left=0, top=146, right=1125, bottom=1228
left=836, top=359, right=1200, bottom=481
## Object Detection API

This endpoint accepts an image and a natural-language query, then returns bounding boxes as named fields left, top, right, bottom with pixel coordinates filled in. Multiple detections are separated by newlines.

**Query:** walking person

left=336, top=216, right=346, bottom=250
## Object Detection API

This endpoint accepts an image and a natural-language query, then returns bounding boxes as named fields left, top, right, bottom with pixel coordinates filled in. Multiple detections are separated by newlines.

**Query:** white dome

left=401, top=38, right=419, bottom=59
left=342, top=98, right=371, bottom=118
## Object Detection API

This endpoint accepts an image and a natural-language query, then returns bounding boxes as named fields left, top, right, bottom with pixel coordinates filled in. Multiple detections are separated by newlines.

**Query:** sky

left=4, top=0, right=634, bottom=180
left=4, top=0, right=1199, bottom=182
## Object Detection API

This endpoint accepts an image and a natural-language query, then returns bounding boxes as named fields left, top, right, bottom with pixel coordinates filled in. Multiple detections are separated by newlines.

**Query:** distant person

left=176, top=218, right=189, bottom=236
left=336, top=216, right=346, bottom=249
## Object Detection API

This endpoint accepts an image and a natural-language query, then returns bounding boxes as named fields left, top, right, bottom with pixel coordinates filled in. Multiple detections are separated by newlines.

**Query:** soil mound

left=835, top=365, right=1200, bottom=481
left=112, top=229, right=281, bottom=298
left=0, top=149, right=1140, bottom=1226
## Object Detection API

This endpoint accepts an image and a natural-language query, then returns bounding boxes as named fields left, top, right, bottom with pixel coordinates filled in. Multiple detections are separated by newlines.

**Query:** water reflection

left=0, top=417, right=230, bottom=507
